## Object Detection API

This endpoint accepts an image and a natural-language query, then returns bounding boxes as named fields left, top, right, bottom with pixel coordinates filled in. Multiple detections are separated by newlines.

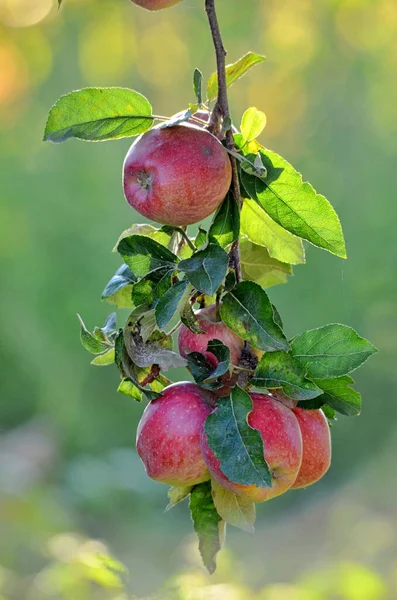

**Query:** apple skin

left=136, top=382, right=217, bottom=486
left=201, top=393, right=303, bottom=502
left=123, top=124, right=232, bottom=226
left=291, top=408, right=331, bottom=489
left=130, top=0, right=182, bottom=11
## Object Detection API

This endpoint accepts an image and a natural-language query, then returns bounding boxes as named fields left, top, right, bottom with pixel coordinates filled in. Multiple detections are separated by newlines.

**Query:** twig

left=205, top=0, right=243, bottom=283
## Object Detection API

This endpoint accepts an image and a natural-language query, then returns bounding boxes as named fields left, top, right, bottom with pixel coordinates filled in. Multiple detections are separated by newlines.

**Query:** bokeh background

left=1, top=0, right=396, bottom=598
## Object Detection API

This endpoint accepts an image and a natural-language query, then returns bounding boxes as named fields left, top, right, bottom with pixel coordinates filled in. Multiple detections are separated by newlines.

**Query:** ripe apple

left=130, top=0, right=182, bottom=10
left=136, top=381, right=217, bottom=486
left=123, top=124, right=232, bottom=226
left=291, top=408, right=331, bottom=489
left=201, top=393, right=303, bottom=502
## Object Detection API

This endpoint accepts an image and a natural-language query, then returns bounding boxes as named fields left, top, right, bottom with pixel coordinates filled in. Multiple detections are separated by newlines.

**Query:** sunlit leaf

left=211, top=479, right=256, bottom=533
left=189, top=482, right=225, bottom=574
left=207, top=52, right=266, bottom=101
left=240, top=107, right=267, bottom=142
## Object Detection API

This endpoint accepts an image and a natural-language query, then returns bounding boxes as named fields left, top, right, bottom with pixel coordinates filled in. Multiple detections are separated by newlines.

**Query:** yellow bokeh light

left=0, top=0, right=54, bottom=28
left=0, top=39, right=29, bottom=106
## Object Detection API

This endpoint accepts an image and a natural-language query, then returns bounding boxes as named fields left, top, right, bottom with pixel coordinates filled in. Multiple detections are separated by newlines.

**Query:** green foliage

left=220, top=281, right=289, bottom=351
left=291, top=324, right=378, bottom=379
left=189, top=482, right=225, bottom=575
left=211, top=479, right=256, bottom=533
left=240, top=238, right=292, bottom=288
left=240, top=107, right=267, bottom=143
left=44, top=88, right=153, bottom=142
left=208, top=193, right=240, bottom=248
left=102, top=264, right=136, bottom=308
left=155, top=279, right=192, bottom=330
left=204, top=387, right=272, bottom=488
left=193, top=68, right=203, bottom=104
left=117, top=234, right=178, bottom=280
left=252, top=351, right=322, bottom=401
left=313, top=375, right=362, bottom=416
left=179, top=244, right=228, bottom=296
left=166, top=486, right=193, bottom=511
left=186, top=339, right=231, bottom=390
left=207, top=52, right=266, bottom=101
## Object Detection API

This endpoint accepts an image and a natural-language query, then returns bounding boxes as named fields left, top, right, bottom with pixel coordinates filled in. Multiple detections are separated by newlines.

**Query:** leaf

left=211, top=479, right=256, bottom=533
left=195, top=227, right=207, bottom=249
left=102, top=264, right=136, bottom=308
left=123, top=327, right=187, bottom=371
left=117, top=235, right=178, bottom=279
left=115, top=223, right=172, bottom=250
left=207, top=52, right=266, bottom=102
left=193, top=68, right=203, bottom=104
left=44, top=88, right=153, bottom=143
left=189, top=482, right=225, bottom=574
left=91, top=348, right=115, bottom=366
left=180, top=302, right=203, bottom=334
left=245, top=149, right=347, bottom=258
left=240, top=107, right=267, bottom=143
left=312, top=375, right=362, bottom=416
left=179, top=244, right=228, bottom=296
left=77, top=314, right=110, bottom=355
left=155, top=279, right=192, bottom=330
left=240, top=238, right=292, bottom=289
left=204, top=387, right=272, bottom=488
left=208, top=194, right=240, bottom=249
left=240, top=197, right=305, bottom=265
left=166, top=486, right=193, bottom=511
left=117, top=378, right=142, bottom=402
left=186, top=339, right=231, bottom=390
left=220, top=281, right=289, bottom=352
left=252, top=351, right=322, bottom=401
left=291, top=324, right=378, bottom=379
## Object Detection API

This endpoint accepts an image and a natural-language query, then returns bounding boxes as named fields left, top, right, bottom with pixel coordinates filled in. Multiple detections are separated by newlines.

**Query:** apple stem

left=205, top=0, right=243, bottom=284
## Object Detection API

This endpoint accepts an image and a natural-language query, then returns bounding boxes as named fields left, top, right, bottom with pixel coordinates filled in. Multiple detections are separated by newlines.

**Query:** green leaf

left=186, top=339, right=231, bottom=390
left=189, top=482, right=225, bottom=574
left=123, top=326, right=186, bottom=371
left=252, top=351, right=322, bottom=401
left=179, top=244, right=228, bottom=296
left=240, top=197, right=305, bottom=265
left=220, top=281, right=289, bottom=352
left=193, top=68, right=203, bottom=104
left=166, top=486, right=193, bottom=511
left=240, top=238, right=292, bottom=289
left=91, top=348, right=115, bottom=366
left=195, top=227, right=207, bottom=249
left=208, top=194, right=240, bottom=249
left=240, top=107, right=267, bottom=143
left=245, top=149, right=347, bottom=258
left=102, top=264, right=136, bottom=308
left=204, top=387, right=272, bottom=488
left=44, top=88, right=153, bottom=143
left=211, top=479, right=256, bottom=533
left=115, top=223, right=172, bottom=250
left=117, top=378, right=142, bottom=402
left=77, top=314, right=110, bottom=355
left=291, top=324, right=378, bottom=379
left=117, top=235, right=178, bottom=279
left=180, top=302, right=203, bottom=334
left=155, top=279, right=192, bottom=330
left=313, top=375, right=362, bottom=416
left=207, top=52, right=266, bottom=102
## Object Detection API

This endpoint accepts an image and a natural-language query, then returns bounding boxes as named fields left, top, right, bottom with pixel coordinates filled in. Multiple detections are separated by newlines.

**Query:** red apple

left=136, top=382, right=217, bottom=486
left=201, top=393, right=303, bottom=502
left=123, top=124, right=232, bottom=226
left=291, top=408, right=331, bottom=489
left=130, top=0, right=182, bottom=10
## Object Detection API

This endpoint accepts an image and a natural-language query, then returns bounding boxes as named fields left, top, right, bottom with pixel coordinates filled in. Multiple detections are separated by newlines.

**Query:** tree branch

left=205, top=0, right=242, bottom=284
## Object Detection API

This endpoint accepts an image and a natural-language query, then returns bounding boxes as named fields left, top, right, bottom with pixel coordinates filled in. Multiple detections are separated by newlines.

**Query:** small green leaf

left=211, top=479, right=256, bottom=533
left=117, top=378, right=142, bottom=402
left=291, top=324, right=378, bottom=379
left=240, top=198, right=305, bottom=265
left=312, top=375, right=362, bottom=416
left=208, top=194, right=240, bottom=249
left=186, top=339, right=231, bottom=390
left=240, top=238, right=292, bottom=289
left=193, top=68, right=203, bottom=104
left=240, top=107, right=267, bottom=142
left=189, top=482, right=225, bottom=574
left=244, top=149, right=347, bottom=258
left=91, top=348, right=115, bottom=366
left=115, top=223, right=172, bottom=250
left=44, top=88, right=153, bottom=143
left=102, top=264, right=136, bottom=308
left=207, top=52, right=266, bottom=102
left=77, top=314, right=110, bottom=355
left=252, top=351, right=322, bottom=401
left=195, top=227, right=207, bottom=249
left=166, top=486, right=193, bottom=511
left=179, top=244, right=228, bottom=296
left=155, top=279, right=192, bottom=330
left=180, top=302, right=203, bottom=334
left=220, top=281, right=289, bottom=352
left=117, top=235, right=178, bottom=279
left=204, top=387, right=272, bottom=488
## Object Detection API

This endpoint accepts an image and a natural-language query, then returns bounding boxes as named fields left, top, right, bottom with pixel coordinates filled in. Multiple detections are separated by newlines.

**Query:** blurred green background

left=0, top=0, right=396, bottom=598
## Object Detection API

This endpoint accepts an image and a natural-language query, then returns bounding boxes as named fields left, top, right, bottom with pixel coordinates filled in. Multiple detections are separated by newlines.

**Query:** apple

left=123, top=124, right=232, bottom=226
left=136, top=381, right=217, bottom=486
left=130, top=0, right=182, bottom=11
left=291, top=408, right=331, bottom=489
left=201, top=393, right=303, bottom=502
